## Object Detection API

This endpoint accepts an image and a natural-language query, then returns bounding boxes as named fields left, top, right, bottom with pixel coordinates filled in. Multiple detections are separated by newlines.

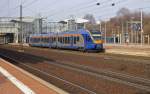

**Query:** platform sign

left=131, top=23, right=141, bottom=32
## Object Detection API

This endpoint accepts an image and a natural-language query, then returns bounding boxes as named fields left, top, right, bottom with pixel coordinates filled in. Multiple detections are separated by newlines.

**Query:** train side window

left=34, top=38, right=36, bottom=42
left=63, top=37, right=65, bottom=44
left=51, top=37, right=53, bottom=43
left=49, top=37, right=51, bottom=43
left=66, top=37, right=68, bottom=44
left=30, top=38, right=31, bottom=42
left=46, top=38, right=48, bottom=43
left=54, top=37, right=55, bottom=42
left=51, top=37, right=52, bottom=43
left=53, top=37, right=55, bottom=42
left=36, top=38, right=38, bottom=42
left=62, top=37, right=64, bottom=44
left=45, top=38, right=47, bottom=42
left=58, top=37, right=59, bottom=42
left=45, top=38, right=47, bottom=43
left=64, top=37, right=67, bottom=44
left=59, top=37, right=61, bottom=42
left=68, top=37, right=70, bottom=43
left=42, top=38, right=44, bottom=42
left=67, top=37, right=69, bottom=43
left=44, top=38, right=46, bottom=43
left=61, top=37, right=62, bottom=43
left=77, top=36, right=79, bottom=41
left=49, top=37, right=51, bottom=42
left=74, top=37, right=76, bottom=44
left=51, top=37, right=52, bottom=42
left=65, top=37, right=67, bottom=44
left=64, top=37, right=66, bottom=44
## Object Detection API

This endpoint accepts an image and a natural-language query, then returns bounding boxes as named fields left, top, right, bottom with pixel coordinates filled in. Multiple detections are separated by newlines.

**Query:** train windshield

left=90, top=31, right=102, bottom=40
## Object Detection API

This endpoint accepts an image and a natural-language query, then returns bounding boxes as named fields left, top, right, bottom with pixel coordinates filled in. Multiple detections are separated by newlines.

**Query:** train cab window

left=86, top=36, right=91, bottom=42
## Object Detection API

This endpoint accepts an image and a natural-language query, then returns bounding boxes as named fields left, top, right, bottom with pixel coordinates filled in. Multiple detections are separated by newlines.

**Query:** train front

left=90, top=30, right=105, bottom=51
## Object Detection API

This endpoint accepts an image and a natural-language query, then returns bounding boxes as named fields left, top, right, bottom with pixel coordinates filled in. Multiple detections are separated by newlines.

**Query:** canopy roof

left=63, top=18, right=89, bottom=23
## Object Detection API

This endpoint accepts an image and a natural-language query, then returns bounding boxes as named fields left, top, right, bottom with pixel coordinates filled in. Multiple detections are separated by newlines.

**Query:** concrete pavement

left=104, top=44, right=150, bottom=57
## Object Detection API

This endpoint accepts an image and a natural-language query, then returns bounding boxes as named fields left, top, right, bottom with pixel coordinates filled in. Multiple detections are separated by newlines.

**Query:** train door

left=82, top=34, right=92, bottom=49
left=82, top=34, right=87, bottom=49
left=70, top=35, right=73, bottom=47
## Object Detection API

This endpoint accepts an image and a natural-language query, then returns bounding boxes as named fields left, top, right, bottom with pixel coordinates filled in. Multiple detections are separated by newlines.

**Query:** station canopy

left=11, top=17, right=35, bottom=23
left=63, top=18, right=89, bottom=23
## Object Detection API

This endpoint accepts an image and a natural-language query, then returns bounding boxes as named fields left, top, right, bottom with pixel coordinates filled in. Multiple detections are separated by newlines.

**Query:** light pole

left=97, top=20, right=101, bottom=32
left=130, top=17, right=135, bottom=44
left=140, top=9, right=143, bottom=45
left=121, top=22, right=124, bottom=44
left=99, top=20, right=102, bottom=32
left=104, top=21, right=107, bottom=44
left=18, top=3, right=24, bottom=52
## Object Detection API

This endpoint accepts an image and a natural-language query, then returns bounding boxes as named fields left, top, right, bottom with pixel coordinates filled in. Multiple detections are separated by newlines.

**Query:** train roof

left=58, top=29, right=89, bottom=35
left=30, top=29, right=90, bottom=37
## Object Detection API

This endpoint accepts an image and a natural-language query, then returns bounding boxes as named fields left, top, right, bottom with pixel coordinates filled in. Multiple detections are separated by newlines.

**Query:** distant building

left=0, top=17, right=42, bottom=44
left=63, top=18, right=89, bottom=31
left=0, top=17, right=18, bottom=44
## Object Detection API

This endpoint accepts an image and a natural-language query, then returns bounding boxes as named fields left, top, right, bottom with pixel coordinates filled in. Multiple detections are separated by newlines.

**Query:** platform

left=0, top=58, right=68, bottom=94
left=105, top=44, right=150, bottom=57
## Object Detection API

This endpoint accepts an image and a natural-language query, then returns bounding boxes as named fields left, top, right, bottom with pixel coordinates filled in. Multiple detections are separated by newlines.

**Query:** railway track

left=0, top=53, right=97, bottom=94
left=0, top=48, right=150, bottom=94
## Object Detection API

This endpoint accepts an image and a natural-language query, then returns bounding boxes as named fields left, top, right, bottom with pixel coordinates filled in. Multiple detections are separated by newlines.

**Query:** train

left=29, top=29, right=104, bottom=52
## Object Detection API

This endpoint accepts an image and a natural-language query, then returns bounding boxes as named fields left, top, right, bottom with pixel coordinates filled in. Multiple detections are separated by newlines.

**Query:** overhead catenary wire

left=47, top=0, right=127, bottom=21
left=23, top=0, right=39, bottom=8
left=46, top=0, right=114, bottom=19
left=45, top=0, right=98, bottom=17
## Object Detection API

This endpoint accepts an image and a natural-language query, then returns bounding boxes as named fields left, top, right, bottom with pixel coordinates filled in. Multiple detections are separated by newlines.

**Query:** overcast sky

left=0, top=0, right=150, bottom=21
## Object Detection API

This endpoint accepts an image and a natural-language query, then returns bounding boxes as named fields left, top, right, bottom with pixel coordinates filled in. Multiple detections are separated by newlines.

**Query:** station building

left=0, top=17, right=41, bottom=44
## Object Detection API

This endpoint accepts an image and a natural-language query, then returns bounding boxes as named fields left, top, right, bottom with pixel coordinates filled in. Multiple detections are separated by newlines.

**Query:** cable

left=23, top=0, right=39, bottom=8
left=46, top=0, right=113, bottom=18
left=45, top=0, right=98, bottom=17
left=48, top=0, right=117, bottom=20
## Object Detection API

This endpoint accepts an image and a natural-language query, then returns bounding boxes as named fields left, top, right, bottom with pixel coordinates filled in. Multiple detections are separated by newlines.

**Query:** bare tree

left=84, top=14, right=96, bottom=24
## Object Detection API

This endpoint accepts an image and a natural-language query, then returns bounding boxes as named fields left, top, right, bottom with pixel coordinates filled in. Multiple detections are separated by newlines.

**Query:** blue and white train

left=29, top=29, right=104, bottom=52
